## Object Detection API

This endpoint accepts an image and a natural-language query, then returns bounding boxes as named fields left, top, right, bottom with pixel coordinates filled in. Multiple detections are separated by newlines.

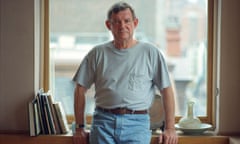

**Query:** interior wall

left=0, top=0, right=35, bottom=132
left=0, top=0, right=240, bottom=134
left=218, top=0, right=240, bottom=135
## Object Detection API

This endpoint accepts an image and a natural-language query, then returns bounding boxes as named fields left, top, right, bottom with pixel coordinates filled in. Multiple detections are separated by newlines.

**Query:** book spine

left=43, top=94, right=56, bottom=134
left=28, top=101, right=35, bottom=136
left=33, top=99, right=41, bottom=135
left=36, top=90, right=46, bottom=134
left=53, top=102, right=69, bottom=134
left=47, top=94, right=61, bottom=134
left=40, top=94, right=49, bottom=134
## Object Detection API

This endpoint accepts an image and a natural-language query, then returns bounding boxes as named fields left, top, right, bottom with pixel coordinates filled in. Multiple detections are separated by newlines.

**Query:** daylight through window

left=48, top=0, right=212, bottom=122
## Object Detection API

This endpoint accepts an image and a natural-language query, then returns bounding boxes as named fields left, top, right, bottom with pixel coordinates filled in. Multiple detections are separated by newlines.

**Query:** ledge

left=0, top=133, right=229, bottom=144
left=229, top=137, right=240, bottom=144
left=152, top=132, right=229, bottom=144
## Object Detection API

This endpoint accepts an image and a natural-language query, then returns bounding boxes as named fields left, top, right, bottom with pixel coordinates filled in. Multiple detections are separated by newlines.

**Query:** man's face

left=106, top=8, right=138, bottom=42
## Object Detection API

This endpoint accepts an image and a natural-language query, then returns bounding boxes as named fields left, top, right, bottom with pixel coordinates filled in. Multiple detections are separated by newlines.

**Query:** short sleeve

left=72, top=51, right=95, bottom=89
left=152, top=50, right=171, bottom=90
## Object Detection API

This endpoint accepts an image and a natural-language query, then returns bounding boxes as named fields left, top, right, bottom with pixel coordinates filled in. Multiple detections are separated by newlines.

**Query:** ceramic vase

left=179, top=101, right=201, bottom=129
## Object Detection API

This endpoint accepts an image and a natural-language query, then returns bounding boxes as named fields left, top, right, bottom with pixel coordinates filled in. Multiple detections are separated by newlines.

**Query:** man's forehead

left=110, top=9, right=133, bottom=19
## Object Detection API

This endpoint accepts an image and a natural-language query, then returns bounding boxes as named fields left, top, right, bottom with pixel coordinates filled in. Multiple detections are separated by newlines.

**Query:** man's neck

left=113, top=39, right=137, bottom=49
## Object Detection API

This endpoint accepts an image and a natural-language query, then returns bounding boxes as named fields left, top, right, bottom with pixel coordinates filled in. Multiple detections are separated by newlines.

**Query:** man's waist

left=96, top=106, right=148, bottom=115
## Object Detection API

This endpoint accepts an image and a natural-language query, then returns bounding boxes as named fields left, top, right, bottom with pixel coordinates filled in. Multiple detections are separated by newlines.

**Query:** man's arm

left=159, top=86, right=178, bottom=144
left=74, top=84, right=87, bottom=126
left=161, top=86, right=175, bottom=130
left=73, top=83, right=88, bottom=144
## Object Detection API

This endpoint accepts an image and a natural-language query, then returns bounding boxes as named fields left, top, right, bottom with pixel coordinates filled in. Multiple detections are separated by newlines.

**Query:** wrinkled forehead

left=110, top=9, right=133, bottom=20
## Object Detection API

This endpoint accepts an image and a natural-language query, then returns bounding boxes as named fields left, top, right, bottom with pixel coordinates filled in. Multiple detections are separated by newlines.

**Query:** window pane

left=49, top=0, right=208, bottom=117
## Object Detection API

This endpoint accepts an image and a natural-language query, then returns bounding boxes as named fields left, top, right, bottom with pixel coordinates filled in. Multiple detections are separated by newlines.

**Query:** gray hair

left=107, top=2, right=136, bottom=20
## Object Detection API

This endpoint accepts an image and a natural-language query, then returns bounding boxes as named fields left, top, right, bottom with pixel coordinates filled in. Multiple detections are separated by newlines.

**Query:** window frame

left=43, top=0, right=217, bottom=126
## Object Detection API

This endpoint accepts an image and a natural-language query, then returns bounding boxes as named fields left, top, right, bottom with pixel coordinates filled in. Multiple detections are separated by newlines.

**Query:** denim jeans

left=89, top=108, right=152, bottom=144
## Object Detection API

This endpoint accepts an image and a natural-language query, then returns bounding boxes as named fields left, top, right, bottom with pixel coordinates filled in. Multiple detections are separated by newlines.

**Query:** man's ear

left=105, top=20, right=111, bottom=30
left=133, top=18, right=139, bottom=28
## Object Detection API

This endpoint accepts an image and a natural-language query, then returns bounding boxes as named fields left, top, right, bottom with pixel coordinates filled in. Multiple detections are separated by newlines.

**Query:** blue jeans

left=89, top=108, right=152, bottom=144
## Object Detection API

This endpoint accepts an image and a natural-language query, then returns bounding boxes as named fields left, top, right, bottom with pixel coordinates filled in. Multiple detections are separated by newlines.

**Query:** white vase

left=178, top=101, right=201, bottom=129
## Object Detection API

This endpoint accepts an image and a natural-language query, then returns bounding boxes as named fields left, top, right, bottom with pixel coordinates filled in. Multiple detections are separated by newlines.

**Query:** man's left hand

left=158, top=128, right=178, bottom=144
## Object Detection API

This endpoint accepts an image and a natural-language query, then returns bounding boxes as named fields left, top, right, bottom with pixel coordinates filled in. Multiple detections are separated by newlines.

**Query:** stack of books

left=28, top=89, right=69, bottom=136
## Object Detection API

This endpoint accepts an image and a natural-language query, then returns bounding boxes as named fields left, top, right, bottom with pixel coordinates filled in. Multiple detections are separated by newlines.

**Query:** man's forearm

left=74, top=84, right=86, bottom=125
left=161, top=86, right=176, bottom=129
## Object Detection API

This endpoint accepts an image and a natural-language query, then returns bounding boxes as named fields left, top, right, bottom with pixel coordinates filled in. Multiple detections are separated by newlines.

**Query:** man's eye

left=125, top=19, right=132, bottom=23
left=111, top=19, right=132, bottom=25
left=112, top=21, right=120, bottom=25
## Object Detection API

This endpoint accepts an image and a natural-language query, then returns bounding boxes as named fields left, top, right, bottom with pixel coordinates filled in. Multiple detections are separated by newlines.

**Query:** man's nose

left=120, top=21, right=129, bottom=27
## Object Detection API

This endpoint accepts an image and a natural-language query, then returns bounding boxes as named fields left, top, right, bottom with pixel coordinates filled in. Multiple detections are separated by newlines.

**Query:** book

left=29, top=89, right=69, bottom=135
left=33, top=99, right=41, bottom=135
left=42, top=93, right=56, bottom=134
left=36, top=89, right=46, bottom=134
left=46, top=94, right=61, bottom=134
left=53, top=102, right=69, bottom=134
left=28, top=98, right=41, bottom=136
left=37, top=91, right=49, bottom=134
left=28, top=100, right=35, bottom=136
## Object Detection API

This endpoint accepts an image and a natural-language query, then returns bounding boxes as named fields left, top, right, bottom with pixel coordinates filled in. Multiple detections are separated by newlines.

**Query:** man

left=73, top=2, right=178, bottom=144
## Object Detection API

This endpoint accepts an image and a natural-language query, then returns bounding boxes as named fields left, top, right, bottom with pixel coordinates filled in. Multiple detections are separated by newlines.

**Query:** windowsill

left=0, top=131, right=230, bottom=144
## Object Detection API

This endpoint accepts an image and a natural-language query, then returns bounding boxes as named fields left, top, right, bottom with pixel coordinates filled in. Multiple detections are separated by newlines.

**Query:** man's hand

left=159, top=128, right=178, bottom=144
left=74, top=84, right=87, bottom=144
left=73, top=128, right=88, bottom=144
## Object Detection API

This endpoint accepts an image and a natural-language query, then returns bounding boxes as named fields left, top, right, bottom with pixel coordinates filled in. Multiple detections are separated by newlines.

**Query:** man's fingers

left=158, top=133, right=163, bottom=144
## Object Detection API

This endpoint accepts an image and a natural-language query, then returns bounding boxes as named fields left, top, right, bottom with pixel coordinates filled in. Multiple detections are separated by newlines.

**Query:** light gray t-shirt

left=73, top=41, right=171, bottom=110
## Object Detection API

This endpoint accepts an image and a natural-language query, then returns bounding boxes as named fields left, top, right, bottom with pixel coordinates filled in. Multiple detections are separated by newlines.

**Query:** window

left=44, top=0, right=216, bottom=124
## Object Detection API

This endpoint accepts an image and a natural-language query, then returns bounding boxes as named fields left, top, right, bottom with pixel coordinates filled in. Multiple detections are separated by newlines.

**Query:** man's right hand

left=73, top=128, right=88, bottom=144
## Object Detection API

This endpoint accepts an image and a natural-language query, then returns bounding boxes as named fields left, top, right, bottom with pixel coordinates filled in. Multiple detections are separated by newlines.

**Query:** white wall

left=0, top=0, right=35, bottom=132
left=218, top=0, right=240, bottom=135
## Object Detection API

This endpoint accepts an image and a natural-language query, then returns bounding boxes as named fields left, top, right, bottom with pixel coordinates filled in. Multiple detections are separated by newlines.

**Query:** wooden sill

left=0, top=133, right=229, bottom=144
